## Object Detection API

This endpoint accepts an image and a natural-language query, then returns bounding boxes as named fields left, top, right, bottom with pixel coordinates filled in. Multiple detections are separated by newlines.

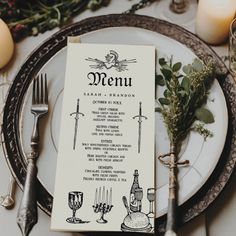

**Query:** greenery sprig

left=0, top=0, right=158, bottom=41
left=156, top=58, right=215, bottom=236
left=0, top=0, right=111, bottom=41
left=156, top=57, right=215, bottom=146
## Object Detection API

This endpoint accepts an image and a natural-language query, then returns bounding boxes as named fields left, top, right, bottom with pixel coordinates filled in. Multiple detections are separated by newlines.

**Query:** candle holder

left=92, top=187, right=113, bottom=224
left=154, top=0, right=197, bottom=26
left=170, top=0, right=189, bottom=14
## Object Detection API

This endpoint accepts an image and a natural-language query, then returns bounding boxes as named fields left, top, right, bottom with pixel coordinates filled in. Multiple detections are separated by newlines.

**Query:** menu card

left=51, top=39, right=156, bottom=233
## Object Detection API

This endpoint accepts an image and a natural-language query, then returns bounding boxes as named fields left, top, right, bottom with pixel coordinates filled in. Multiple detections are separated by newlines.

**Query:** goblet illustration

left=147, top=188, right=155, bottom=218
left=134, top=187, right=143, bottom=212
left=66, top=191, right=83, bottom=224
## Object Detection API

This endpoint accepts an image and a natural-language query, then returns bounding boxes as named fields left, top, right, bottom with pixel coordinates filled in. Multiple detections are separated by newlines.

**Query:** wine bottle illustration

left=129, top=170, right=142, bottom=212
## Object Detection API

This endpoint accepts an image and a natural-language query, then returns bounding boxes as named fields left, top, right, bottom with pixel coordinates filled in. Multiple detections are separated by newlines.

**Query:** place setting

left=0, top=1, right=236, bottom=236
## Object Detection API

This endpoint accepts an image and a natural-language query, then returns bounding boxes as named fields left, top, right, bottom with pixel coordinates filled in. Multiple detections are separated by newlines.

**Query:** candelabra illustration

left=70, top=98, right=84, bottom=150
left=133, top=102, right=147, bottom=153
left=93, top=187, right=113, bottom=224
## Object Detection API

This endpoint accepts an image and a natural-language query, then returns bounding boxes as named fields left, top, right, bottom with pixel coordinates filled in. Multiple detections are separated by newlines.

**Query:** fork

left=17, top=74, right=48, bottom=236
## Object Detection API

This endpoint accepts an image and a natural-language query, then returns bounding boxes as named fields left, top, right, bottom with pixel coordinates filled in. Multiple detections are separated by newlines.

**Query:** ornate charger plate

left=2, top=14, right=236, bottom=234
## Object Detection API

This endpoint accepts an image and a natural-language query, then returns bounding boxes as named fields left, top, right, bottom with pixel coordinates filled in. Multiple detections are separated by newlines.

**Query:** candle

left=102, top=186, right=105, bottom=204
left=109, top=188, right=112, bottom=206
left=98, top=187, right=101, bottom=204
left=196, top=0, right=236, bottom=45
left=94, top=188, right=98, bottom=206
left=106, top=189, right=108, bottom=205
left=0, top=19, right=14, bottom=69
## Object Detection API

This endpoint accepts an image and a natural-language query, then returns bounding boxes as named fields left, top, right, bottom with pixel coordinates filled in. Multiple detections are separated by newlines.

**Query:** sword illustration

left=133, top=102, right=147, bottom=154
left=70, top=99, right=84, bottom=150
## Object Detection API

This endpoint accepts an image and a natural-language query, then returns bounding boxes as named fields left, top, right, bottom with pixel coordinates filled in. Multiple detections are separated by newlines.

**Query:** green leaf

left=162, top=64, right=172, bottom=70
left=172, top=62, right=182, bottom=72
left=183, top=64, right=192, bottom=75
left=161, top=68, right=172, bottom=80
left=155, top=74, right=165, bottom=86
left=159, top=58, right=167, bottom=66
left=192, top=58, right=203, bottom=72
left=158, top=97, right=170, bottom=105
left=195, top=108, right=214, bottom=123
left=164, top=89, right=171, bottom=98
left=181, top=77, right=190, bottom=92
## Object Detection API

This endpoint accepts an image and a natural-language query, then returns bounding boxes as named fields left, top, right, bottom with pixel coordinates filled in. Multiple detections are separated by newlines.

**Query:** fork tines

left=32, top=74, right=48, bottom=105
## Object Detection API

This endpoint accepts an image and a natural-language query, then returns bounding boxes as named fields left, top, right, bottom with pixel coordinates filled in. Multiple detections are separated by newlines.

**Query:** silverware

left=17, top=74, right=48, bottom=236
left=0, top=174, right=16, bottom=209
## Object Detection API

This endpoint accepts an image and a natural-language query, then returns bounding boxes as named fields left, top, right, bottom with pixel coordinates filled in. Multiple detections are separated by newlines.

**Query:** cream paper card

left=51, top=40, right=155, bottom=233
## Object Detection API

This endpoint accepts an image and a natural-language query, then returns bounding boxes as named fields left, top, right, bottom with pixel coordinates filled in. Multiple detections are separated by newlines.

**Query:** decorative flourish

left=86, top=50, right=137, bottom=72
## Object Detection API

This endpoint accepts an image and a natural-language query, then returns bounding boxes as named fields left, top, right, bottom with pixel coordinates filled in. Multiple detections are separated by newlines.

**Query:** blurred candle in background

left=0, top=19, right=14, bottom=69
left=196, top=0, right=236, bottom=45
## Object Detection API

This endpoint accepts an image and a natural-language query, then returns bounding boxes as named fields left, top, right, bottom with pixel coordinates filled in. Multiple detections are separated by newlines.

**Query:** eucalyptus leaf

left=195, top=107, right=214, bottom=123
left=159, top=58, right=167, bottom=66
left=157, top=57, right=215, bottom=144
left=182, top=64, right=192, bottom=75
left=162, top=64, right=172, bottom=70
left=192, top=58, right=203, bottom=72
left=159, top=97, right=170, bottom=105
left=161, top=68, right=172, bottom=80
left=181, top=77, right=190, bottom=92
left=164, top=89, right=171, bottom=98
left=156, top=74, right=165, bottom=86
left=173, top=62, right=182, bottom=72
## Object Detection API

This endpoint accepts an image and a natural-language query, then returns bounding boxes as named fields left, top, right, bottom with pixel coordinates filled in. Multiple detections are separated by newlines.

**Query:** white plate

left=19, top=26, right=228, bottom=217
